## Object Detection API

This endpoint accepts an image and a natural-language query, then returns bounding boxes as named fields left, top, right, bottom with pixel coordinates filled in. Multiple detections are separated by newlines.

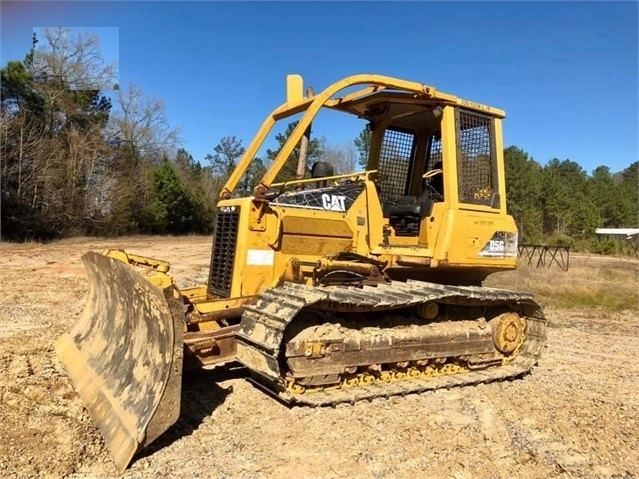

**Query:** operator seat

left=310, top=161, right=334, bottom=188
left=384, top=162, right=444, bottom=237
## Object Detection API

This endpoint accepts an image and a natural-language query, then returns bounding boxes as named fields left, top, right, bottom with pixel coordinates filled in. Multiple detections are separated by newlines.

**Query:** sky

left=1, top=1, right=637, bottom=175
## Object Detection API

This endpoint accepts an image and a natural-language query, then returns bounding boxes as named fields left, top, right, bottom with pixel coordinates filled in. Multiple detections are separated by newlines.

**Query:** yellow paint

left=172, top=73, right=517, bottom=321
left=286, top=74, right=304, bottom=105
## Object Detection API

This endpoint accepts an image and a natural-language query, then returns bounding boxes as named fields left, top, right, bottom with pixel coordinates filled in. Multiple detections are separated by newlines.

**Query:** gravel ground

left=0, top=236, right=637, bottom=479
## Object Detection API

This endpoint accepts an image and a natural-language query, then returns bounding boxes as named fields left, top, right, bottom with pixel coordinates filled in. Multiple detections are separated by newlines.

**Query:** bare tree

left=107, top=83, right=181, bottom=159
left=1, top=95, right=112, bottom=236
left=1, top=28, right=118, bottom=238
left=32, top=27, right=118, bottom=90
left=317, top=137, right=358, bottom=174
left=2, top=29, right=188, bottom=238
left=103, top=83, right=182, bottom=232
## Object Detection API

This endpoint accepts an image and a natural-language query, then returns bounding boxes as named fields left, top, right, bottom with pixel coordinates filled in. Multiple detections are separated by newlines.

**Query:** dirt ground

left=1, top=236, right=637, bottom=479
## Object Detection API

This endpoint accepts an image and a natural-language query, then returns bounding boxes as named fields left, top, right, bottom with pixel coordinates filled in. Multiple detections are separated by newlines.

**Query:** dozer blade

left=54, top=251, right=185, bottom=473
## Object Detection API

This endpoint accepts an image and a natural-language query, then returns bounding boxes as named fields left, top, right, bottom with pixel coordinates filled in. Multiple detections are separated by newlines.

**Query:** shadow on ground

left=135, top=363, right=248, bottom=462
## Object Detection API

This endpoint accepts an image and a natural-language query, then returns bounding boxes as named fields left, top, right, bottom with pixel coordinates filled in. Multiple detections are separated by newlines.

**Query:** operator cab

left=336, top=89, right=502, bottom=243
left=349, top=96, right=447, bottom=237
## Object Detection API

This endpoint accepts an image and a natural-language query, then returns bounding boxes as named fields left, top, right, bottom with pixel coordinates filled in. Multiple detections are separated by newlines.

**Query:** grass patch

left=484, top=255, right=639, bottom=312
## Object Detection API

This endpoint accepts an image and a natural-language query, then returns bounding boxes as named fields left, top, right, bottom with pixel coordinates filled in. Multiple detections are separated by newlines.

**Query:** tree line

left=1, top=29, right=360, bottom=240
left=504, top=146, right=637, bottom=252
left=1, top=28, right=637, bottom=252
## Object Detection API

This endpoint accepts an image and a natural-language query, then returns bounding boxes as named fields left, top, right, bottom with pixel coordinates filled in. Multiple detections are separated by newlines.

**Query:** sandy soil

left=0, top=236, right=637, bottom=479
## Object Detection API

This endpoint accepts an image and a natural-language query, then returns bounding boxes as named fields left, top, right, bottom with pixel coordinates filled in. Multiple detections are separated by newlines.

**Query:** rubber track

left=235, top=280, right=547, bottom=406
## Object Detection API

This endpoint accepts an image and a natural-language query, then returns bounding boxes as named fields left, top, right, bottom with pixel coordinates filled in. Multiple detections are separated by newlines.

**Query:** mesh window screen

left=377, top=129, right=415, bottom=204
left=456, top=110, right=496, bottom=206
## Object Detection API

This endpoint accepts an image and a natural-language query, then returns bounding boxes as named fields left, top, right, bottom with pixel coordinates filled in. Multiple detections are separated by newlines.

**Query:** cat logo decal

left=321, top=194, right=346, bottom=212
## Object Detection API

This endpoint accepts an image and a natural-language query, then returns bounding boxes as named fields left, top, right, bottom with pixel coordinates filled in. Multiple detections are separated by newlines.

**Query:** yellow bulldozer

left=55, top=74, right=547, bottom=472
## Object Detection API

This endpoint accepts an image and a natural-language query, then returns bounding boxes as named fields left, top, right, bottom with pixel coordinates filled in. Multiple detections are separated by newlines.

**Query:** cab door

left=417, top=129, right=446, bottom=249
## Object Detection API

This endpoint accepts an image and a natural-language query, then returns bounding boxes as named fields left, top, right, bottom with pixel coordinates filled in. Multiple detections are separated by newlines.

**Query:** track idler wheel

left=490, top=312, right=525, bottom=355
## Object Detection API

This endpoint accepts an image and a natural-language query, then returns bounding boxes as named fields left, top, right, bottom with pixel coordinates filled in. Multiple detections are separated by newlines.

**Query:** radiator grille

left=207, top=207, right=240, bottom=298
left=456, top=109, right=497, bottom=206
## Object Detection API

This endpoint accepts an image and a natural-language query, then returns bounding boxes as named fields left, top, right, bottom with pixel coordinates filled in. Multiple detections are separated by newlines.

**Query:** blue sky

left=1, top=1, right=637, bottom=175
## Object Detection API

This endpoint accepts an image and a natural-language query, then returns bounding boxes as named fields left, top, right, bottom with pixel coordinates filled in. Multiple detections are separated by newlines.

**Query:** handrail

left=270, top=170, right=376, bottom=190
